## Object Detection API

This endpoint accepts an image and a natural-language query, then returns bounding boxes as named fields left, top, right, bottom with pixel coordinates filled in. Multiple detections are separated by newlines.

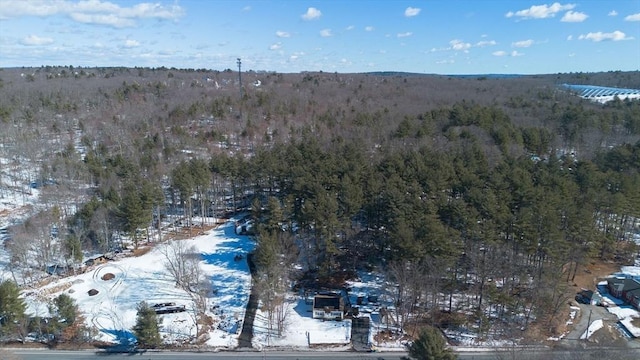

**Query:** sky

left=0, top=0, right=639, bottom=74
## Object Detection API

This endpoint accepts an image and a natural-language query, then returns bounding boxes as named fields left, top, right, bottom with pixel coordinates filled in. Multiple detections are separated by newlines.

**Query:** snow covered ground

left=16, top=218, right=405, bottom=350
left=580, top=319, right=603, bottom=340
left=22, top=220, right=255, bottom=348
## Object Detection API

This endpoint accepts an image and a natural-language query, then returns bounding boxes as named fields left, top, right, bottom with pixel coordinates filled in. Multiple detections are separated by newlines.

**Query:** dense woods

left=1, top=66, right=639, bottom=343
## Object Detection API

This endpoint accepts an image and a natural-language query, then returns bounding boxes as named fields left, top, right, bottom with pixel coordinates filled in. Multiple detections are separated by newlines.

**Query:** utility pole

left=585, top=309, right=592, bottom=342
left=237, top=58, right=242, bottom=118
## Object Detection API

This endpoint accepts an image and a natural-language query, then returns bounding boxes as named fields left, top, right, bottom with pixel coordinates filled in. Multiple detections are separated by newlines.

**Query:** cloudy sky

left=0, top=0, right=638, bottom=74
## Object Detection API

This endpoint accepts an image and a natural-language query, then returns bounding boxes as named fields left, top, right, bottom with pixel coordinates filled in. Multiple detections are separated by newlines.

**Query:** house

left=46, top=264, right=72, bottom=276
left=84, top=254, right=110, bottom=267
left=625, top=288, right=640, bottom=310
left=312, top=292, right=345, bottom=320
left=607, top=277, right=640, bottom=299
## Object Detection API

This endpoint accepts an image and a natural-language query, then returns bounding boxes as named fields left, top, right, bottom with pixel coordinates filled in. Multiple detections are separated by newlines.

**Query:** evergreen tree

left=0, top=280, right=27, bottom=338
left=48, top=293, right=88, bottom=343
left=0, top=280, right=26, bottom=335
left=133, top=302, right=161, bottom=348
left=406, top=326, right=456, bottom=360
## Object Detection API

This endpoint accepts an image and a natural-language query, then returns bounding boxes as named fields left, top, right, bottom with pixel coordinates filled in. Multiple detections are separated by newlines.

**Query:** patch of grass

left=133, top=247, right=152, bottom=257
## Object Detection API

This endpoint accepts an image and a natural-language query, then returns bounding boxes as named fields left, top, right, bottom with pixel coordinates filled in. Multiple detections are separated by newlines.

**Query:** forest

left=0, top=66, right=639, bottom=345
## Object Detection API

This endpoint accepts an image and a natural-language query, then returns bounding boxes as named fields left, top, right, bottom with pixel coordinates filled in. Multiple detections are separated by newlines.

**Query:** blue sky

left=0, top=1, right=638, bottom=74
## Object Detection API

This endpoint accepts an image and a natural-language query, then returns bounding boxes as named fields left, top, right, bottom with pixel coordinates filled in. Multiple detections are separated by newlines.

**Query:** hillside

left=1, top=66, right=640, bottom=350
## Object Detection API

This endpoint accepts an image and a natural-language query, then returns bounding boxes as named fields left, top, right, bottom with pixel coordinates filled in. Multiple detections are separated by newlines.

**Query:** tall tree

left=133, top=301, right=161, bottom=348
left=0, top=280, right=27, bottom=340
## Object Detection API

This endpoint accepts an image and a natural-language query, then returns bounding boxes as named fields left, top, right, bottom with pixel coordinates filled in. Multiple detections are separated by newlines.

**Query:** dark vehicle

left=575, top=289, right=594, bottom=304
left=152, top=302, right=186, bottom=314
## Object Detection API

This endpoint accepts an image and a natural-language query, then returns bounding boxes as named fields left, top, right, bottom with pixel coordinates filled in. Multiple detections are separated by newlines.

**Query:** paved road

left=6, top=347, right=640, bottom=360
left=3, top=349, right=411, bottom=360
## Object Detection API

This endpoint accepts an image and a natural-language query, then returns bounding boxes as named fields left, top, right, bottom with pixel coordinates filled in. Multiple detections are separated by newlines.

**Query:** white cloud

left=346, top=25, right=355, bottom=31
left=625, top=13, right=640, bottom=21
left=492, top=50, right=523, bottom=57
left=269, top=42, right=282, bottom=50
left=301, top=7, right=321, bottom=20
left=21, top=34, right=54, bottom=46
left=476, top=40, right=497, bottom=47
left=276, top=31, right=290, bottom=38
left=450, top=39, right=471, bottom=51
left=567, top=35, right=573, bottom=40
left=506, top=2, right=576, bottom=19
left=512, top=39, right=534, bottom=48
left=70, top=12, right=135, bottom=27
left=0, top=0, right=185, bottom=27
left=397, top=32, right=413, bottom=38
left=242, top=6, right=251, bottom=12
left=578, top=30, right=631, bottom=42
left=320, top=29, right=332, bottom=37
left=365, top=26, right=374, bottom=31
left=124, top=39, right=140, bottom=48
left=404, top=7, right=421, bottom=17
left=561, top=11, right=588, bottom=22
left=608, top=10, right=618, bottom=16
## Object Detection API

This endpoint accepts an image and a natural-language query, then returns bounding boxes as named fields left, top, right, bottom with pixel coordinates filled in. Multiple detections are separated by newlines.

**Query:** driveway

left=559, top=302, right=626, bottom=349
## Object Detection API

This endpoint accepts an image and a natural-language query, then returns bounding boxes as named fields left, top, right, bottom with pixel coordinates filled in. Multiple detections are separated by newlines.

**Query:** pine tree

left=133, top=302, right=161, bottom=348
left=0, top=280, right=27, bottom=338
left=406, top=326, right=456, bottom=360
left=47, top=293, right=93, bottom=343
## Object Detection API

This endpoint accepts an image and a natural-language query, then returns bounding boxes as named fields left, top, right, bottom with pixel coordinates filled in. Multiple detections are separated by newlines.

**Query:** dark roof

left=626, top=288, right=640, bottom=299
left=608, top=278, right=640, bottom=292
left=313, top=294, right=341, bottom=309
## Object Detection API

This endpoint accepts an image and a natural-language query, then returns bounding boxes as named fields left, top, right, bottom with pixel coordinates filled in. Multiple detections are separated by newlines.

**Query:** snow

left=17, top=218, right=387, bottom=350
left=606, top=306, right=640, bottom=338
left=620, top=266, right=640, bottom=277
left=620, top=318, right=640, bottom=337
left=580, top=319, right=603, bottom=340
left=607, top=306, right=640, bottom=321
left=253, top=297, right=352, bottom=348
left=23, top=220, right=255, bottom=348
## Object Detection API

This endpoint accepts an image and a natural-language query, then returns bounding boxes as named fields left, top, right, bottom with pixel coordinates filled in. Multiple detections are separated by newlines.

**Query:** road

left=6, top=347, right=640, bottom=360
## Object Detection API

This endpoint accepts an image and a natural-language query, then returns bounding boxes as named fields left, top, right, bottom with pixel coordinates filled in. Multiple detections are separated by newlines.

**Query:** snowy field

left=15, top=217, right=404, bottom=350
left=22, top=220, right=255, bottom=348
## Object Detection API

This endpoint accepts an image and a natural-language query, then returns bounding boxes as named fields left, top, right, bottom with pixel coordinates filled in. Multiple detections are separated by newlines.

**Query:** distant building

left=312, top=292, right=345, bottom=320
left=562, top=84, right=640, bottom=104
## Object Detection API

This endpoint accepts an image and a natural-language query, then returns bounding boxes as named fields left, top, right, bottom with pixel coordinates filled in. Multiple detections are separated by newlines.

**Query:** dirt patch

left=101, top=273, right=115, bottom=281
left=132, top=247, right=152, bottom=257
left=571, top=260, right=621, bottom=290
left=88, top=289, right=99, bottom=296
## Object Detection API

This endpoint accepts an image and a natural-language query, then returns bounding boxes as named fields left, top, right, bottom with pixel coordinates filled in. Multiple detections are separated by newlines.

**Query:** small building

left=607, top=277, right=640, bottom=299
left=84, top=254, right=110, bottom=267
left=312, top=292, right=345, bottom=320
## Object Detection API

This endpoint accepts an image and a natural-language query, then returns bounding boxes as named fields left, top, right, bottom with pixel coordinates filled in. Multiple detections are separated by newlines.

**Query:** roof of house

left=626, top=288, right=640, bottom=300
left=607, top=277, right=640, bottom=292
left=313, top=293, right=342, bottom=309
